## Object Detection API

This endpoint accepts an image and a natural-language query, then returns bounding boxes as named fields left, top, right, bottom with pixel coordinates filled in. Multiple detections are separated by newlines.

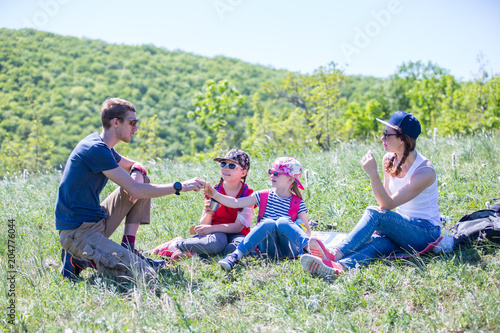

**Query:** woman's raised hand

left=361, top=150, right=378, bottom=177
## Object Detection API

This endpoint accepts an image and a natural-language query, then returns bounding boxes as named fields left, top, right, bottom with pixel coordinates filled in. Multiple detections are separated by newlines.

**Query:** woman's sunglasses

left=382, top=130, right=398, bottom=140
left=268, top=169, right=287, bottom=177
left=220, top=161, right=241, bottom=170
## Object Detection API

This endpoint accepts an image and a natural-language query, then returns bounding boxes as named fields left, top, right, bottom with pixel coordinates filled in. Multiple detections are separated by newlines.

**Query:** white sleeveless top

left=388, top=151, right=441, bottom=227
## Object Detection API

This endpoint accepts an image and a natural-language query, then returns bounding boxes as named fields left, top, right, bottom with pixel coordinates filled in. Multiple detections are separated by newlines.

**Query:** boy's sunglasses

left=382, top=130, right=398, bottom=140
left=268, top=169, right=287, bottom=177
left=116, top=117, right=139, bottom=126
left=220, top=161, right=241, bottom=170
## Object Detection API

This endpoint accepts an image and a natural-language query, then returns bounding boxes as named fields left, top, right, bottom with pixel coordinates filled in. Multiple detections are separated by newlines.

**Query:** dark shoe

left=218, top=253, right=240, bottom=272
left=130, top=248, right=165, bottom=271
left=61, top=249, right=87, bottom=281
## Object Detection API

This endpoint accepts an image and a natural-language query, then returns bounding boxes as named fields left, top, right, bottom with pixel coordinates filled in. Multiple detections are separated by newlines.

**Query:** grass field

left=1, top=133, right=499, bottom=332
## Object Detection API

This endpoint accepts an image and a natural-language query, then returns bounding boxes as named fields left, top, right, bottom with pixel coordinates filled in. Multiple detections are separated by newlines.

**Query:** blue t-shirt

left=253, top=189, right=307, bottom=220
left=55, top=132, right=121, bottom=230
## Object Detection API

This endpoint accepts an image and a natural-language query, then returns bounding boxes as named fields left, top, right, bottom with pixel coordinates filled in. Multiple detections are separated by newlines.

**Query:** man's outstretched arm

left=103, top=167, right=205, bottom=199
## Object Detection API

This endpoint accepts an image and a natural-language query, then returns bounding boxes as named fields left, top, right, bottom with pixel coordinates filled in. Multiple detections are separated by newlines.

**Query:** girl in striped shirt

left=205, top=157, right=311, bottom=271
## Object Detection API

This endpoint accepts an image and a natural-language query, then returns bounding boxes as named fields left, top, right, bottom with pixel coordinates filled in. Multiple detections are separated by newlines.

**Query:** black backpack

left=449, top=202, right=500, bottom=246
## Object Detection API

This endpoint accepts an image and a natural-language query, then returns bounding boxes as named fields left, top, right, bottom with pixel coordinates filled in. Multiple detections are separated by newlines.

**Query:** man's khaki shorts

left=59, top=179, right=155, bottom=281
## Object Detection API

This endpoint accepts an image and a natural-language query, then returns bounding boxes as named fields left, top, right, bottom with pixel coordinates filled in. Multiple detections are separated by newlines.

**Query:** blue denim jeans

left=177, top=233, right=244, bottom=255
left=237, top=217, right=310, bottom=259
left=336, top=208, right=441, bottom=269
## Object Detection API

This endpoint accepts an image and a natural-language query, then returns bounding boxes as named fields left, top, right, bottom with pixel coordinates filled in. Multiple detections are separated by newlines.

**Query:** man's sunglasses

left=382, top=130, right=398, bottom=140
left=220, top=161, right=241, bottom=170
left=116, top=117, right=139, bottom=126
left=268, top=169, right=287, bottom=177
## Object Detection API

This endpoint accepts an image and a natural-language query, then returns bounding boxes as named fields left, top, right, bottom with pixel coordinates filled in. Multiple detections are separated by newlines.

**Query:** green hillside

left=1, top=28, right=499, bottom=177
left=0, top=28, right=286, bottom=173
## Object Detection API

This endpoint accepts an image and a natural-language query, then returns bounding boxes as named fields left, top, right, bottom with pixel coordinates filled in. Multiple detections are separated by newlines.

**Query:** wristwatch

left=173, top=182, right=182, bottom=195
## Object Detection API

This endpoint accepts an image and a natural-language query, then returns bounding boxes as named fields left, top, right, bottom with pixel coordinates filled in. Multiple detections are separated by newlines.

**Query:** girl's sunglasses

left=220, top=161, right=241, bottom=170
left=268, top=169, right=287, bottom=177
left=382, top=130, right=398, bottom=140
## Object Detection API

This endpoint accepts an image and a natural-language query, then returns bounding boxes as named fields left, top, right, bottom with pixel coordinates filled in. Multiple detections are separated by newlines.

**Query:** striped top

left=253, top=189, right=308, bottom=220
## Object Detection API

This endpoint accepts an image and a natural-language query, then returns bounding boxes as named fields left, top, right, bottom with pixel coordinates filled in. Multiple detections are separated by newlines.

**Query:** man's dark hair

left=101, top=98, right=136, bottom=128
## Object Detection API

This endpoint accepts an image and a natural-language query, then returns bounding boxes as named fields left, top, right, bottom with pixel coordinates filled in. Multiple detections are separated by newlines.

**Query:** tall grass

left=1, top=133, right=499, bottom=332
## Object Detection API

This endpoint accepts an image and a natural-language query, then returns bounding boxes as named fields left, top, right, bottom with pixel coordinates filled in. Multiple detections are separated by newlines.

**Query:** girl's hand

left=203, top=200, right=214, bottom=213
left=194, top=225, right=212, bottom=237
left=203, top=182, right=216, bottom=198
left=361, top=150, right=378, bottom=177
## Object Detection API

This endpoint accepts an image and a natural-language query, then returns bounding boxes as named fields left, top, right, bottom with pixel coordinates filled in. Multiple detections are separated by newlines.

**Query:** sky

left=1, top=0, right=499, bottom=81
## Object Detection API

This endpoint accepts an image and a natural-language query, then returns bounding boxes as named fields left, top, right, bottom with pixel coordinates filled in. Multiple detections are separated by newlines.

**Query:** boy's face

left=220, top=160, right=247, bottom=182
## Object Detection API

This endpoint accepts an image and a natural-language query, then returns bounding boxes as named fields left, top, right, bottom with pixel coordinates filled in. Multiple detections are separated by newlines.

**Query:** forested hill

left=1, top=28, right=498, bottom=177
left=0, top=28, right=288, bottom=173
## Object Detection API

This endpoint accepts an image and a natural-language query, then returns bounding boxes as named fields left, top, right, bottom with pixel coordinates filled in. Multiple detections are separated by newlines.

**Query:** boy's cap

left=376, top=111, right=421, bottom=139
left=214, top=149, right=250, bottom=170
left=271, top=157, right=304, bottom=190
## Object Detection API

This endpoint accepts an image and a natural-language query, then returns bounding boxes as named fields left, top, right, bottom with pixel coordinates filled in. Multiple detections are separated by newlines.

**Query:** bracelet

left=130, top=162, right=147, bottom=177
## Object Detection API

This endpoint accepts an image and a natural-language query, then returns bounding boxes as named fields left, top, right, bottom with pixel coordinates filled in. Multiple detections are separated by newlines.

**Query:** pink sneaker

left=308, top=237, right=336, bottom=261
left=300, top=254, right=344, bottom=278
left=170, top=249, right=194, bottom=262
left=154, top=237, right=182, bottom=257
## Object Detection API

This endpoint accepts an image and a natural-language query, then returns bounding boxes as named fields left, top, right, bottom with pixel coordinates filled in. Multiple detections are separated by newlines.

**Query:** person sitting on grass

left=55, top=97, right=205, bottom=282
left=300, top=111, right=442, bottom=278
left=205, top=157, right=311, bottom=271
left=150, top=149, right=255, bottom=261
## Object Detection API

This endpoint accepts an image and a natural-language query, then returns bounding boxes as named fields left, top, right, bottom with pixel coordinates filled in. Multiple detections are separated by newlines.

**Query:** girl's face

left=268, top=168, right=294, bottom=190
left=381, top=126, right=403, bottom=153
left=220, top=160, right=247, bottom=183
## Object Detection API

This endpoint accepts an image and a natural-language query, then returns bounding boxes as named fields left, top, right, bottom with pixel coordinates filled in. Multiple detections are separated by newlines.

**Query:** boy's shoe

left=300, top=254, right=344, bottom=278
left=308, top=237, right=336, bottom=261
left=61, top=249, right=88, bottom=282
left=218, top=253, right=240, bottom=272
left=170, top=249, right=194, bottom=262
left=154, top=237, right=183, bottom=257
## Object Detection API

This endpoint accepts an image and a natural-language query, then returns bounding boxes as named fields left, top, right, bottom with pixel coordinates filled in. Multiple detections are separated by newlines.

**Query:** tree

left=134, top=114, right=166, bottom=162
left=257, top=62, right=346, bottom=150
left=189, top=79, right=245, bottom=155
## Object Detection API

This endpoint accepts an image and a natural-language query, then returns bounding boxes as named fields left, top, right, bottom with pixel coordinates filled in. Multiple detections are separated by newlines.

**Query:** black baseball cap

left=376, top=111, right=421, bottom=139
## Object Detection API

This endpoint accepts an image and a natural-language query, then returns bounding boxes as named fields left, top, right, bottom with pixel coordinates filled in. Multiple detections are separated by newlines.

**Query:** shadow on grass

left=305, top=240, right=500, bottom=283
left=380, top=241, right=500, bottom=275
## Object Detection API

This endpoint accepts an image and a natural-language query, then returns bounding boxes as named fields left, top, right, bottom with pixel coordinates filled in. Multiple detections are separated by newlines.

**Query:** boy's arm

left=199, top=199, right=213, bottom=225
left=194, top=222, right=244, bottom=236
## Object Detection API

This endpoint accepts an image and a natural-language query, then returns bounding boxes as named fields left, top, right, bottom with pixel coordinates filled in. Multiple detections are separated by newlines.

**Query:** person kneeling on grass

left=150, top=149, right=255, bottom=261
left=205, top=157, right=311, bottom=272
left=55, top=97, right=205, bottom=282
left=301, top=111, right=442, bottom=278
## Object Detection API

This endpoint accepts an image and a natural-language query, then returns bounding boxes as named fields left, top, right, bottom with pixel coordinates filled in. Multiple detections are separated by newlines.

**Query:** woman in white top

left=301, top=111, right=442, bottom=277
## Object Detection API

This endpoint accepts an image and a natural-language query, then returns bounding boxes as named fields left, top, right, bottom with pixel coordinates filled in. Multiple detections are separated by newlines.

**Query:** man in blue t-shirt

left=55, top=97, right=205, bottom=282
